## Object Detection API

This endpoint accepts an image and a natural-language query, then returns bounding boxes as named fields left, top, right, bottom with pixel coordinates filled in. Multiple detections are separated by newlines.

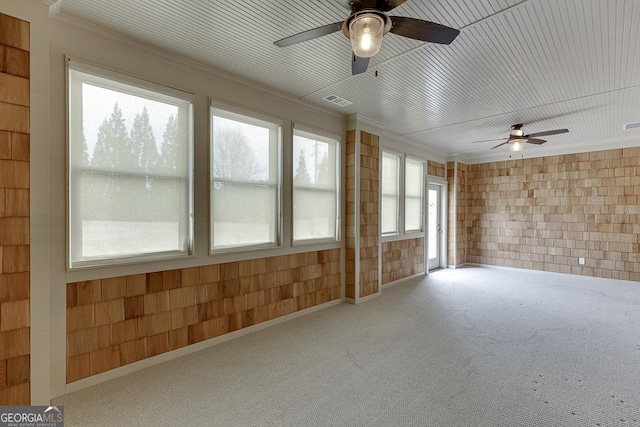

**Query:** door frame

left=426, top=177, right=447, bottom=271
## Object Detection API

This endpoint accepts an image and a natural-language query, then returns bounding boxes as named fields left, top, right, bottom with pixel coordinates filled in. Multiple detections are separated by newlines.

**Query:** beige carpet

left=55, top=266, right=640, bottom=426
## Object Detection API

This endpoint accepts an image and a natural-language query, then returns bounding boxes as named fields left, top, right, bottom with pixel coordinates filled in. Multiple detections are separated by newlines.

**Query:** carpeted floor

left=55, top=266, right=640, bottom=426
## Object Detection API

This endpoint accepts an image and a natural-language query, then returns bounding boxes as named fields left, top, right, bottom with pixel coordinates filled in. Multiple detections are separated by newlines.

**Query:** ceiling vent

left=623, top=122, right=640, bottom=130
left=323, top=94, right=353, bottom=107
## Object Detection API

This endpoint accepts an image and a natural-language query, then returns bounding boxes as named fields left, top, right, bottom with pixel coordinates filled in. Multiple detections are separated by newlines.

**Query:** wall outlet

left=579, top=257, right=586, bottom=265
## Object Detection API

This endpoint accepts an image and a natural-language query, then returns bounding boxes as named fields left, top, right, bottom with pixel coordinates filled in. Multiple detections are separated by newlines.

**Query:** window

left=68, top=59, right=194, bottom=268
left=381, top=152, right=400, bottom=235
left=405, top=158, right=424, bottom=232
left=293, top=127, right=340, bottom=242
left=381, top=151, right=426, bottom=238
left=210, top=104, right=281, bottom=251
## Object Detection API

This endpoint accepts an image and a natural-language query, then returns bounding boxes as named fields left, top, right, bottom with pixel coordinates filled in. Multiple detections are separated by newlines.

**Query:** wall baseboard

left=382, top=272, right=426, bottom=288
left=355, top=292, right=382, bottom=304
left=60, top=299, right=342, bottom=397
left=447, top=263, right=468, bottom=269
left=344, top=289, right=383, bottom=305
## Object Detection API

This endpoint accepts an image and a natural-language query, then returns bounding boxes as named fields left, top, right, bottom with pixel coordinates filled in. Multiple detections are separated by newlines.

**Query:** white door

left=428, top=184, right=442, bottom=270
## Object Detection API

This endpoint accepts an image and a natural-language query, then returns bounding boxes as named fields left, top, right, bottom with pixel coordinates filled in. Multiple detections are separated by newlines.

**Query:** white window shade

left=293, top=128, right=340, bottom=242
left=405, top=158, right=424, bottom=232
left=210, top=106, right=281, bottom=251
left=68, top=60, right=194, bottom=268
left=381, top=152, right=400, bottom=235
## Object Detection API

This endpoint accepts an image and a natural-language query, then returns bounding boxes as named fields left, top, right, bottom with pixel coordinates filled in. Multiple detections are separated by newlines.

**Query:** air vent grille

left=323, top=94, right=353, bottom=107
left=623, top=122, right=640, bottom=130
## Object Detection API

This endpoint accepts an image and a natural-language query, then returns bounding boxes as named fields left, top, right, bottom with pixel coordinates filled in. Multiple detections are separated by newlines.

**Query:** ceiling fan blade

left=490, top=141, right=509, bottom=150
left=472, top=137, right=509, bottom=144
left=524, top=128, right=569, bottom=138
left=525, top=138, right=546, bottom=145
left=389, top=17, right=460, bottom=44
left=352, top=54, right=370, bottom=75
left=274, top=22, right=344, bottom=47
left=376, top=0, right=407, bottom=12
left=336, top=0, right=362, bottom=10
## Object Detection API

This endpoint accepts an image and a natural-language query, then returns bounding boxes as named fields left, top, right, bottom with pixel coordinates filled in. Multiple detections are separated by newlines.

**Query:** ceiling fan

left=273, top=0, right=460, bottom=75
left=472, top=124, right=569, bottom=151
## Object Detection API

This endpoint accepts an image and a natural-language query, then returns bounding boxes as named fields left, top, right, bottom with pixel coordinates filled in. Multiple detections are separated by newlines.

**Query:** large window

left=68, top=59, right=194, bottom=268
left=293, top=127, right=340, bottom=242
left=405, top=158, right=425, bottom=232
left=210, top=104, right=281, bottom=251
left=381, top=151, right=425, bottom=237
left=381, top=152, right=400, bottom=235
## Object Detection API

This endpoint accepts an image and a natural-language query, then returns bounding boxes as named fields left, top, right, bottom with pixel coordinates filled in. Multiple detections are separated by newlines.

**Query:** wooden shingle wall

left=345, top=130, right=356, bottom=300
left=381, top=238, right=424, bottom=284
left=466, top=149, right=640, bottom=279
left=427, top=160, right=446, bottom=179
left=0, top=13, right=30, bottom=405
left=346, top=130, right=380, bottom=300
left=358, top=131, right=379, bottom=298
left=66, top=249, right=341, bottom=383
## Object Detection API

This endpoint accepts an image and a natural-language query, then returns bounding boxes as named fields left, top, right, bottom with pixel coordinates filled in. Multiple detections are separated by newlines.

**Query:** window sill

left=381, top=232, right=425, bottom=244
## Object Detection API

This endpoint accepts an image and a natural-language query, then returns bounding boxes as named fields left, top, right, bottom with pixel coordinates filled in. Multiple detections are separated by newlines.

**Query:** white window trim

left=381, top=150, right=402, bottom=237
left=209, top=99, right=284, bottom=254
left=380, top=150, right=428, bottom=243
left=404, top=155, right=425, bottom=234
left=66, top=57, right=195, bottom=270
left=68, top=58, right=194, bottom=103
left=292, top=124, right=341, bottom=246
left=292, top=122, right=342, bottom=143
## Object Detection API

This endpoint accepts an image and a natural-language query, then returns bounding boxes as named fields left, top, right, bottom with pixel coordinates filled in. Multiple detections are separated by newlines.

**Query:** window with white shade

left=405, top=158, right=424, bottom=232
left=381, top=152, right=401, bottom=235
left=210, top=104, right=282, bottom=251
left=293, top=127, right=340, bottom=242
left=68, top=59, right=194, bottom=268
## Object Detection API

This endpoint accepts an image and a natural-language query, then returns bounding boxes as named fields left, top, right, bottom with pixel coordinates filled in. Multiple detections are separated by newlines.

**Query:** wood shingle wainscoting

left=381, top=238, right=425, bottom=285
left=66, top=249, right=341, bottom=383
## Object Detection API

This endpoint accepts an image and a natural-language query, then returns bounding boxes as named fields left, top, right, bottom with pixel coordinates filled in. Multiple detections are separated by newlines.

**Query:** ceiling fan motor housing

left=342, top=10, right=392, bottom=39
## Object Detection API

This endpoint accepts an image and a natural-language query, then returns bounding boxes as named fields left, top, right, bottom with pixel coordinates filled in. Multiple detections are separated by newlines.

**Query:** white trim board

left=382, top=272, right=426, bottom=289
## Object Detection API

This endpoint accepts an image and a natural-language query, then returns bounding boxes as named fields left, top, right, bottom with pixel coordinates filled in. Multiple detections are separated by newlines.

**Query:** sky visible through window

left=82, top=83, right=178, bottom=159
left=212, top=115, right=271, bottom=181
left=293, top=135, right=329, bottom=183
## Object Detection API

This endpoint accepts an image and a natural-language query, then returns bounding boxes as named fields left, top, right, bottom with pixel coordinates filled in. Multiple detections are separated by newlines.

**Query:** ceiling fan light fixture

left=510, top=139, right=525, bottom=152
left=349, top=13, right=385, bottom=58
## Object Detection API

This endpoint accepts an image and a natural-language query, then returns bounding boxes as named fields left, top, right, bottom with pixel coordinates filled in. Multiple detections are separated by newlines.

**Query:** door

left=428, top=184, right=442, bottom=270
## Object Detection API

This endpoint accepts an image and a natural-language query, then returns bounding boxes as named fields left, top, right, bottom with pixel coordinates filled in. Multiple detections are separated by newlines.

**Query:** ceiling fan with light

left=472, top=124, right=570, bottom=152
left=273, top=0, right=460, bottom=75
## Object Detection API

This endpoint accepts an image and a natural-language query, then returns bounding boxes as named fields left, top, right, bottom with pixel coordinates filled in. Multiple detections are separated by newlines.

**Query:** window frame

left=66, top=58, right=195, bottom=270
left=404, top=156, right=425, bottom=234
left=292, top=124, right=341, bottom=245
left=209, top=100, right=283, bottom=254
left=381, top=150, right=402, bottom=237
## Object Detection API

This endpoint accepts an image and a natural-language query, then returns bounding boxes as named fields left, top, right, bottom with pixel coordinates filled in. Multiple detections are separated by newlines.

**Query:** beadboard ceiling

left=50, top=0, right=640, bottom=162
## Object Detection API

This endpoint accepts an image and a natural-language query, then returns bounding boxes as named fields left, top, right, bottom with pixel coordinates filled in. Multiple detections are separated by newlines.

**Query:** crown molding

left=384, top=131, right=448, bottom=163
left=346, top=113, right=387, bottom=131
left=459, top=134, right=640, bottom=165
left=50, top=12, right=345, bottom=121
